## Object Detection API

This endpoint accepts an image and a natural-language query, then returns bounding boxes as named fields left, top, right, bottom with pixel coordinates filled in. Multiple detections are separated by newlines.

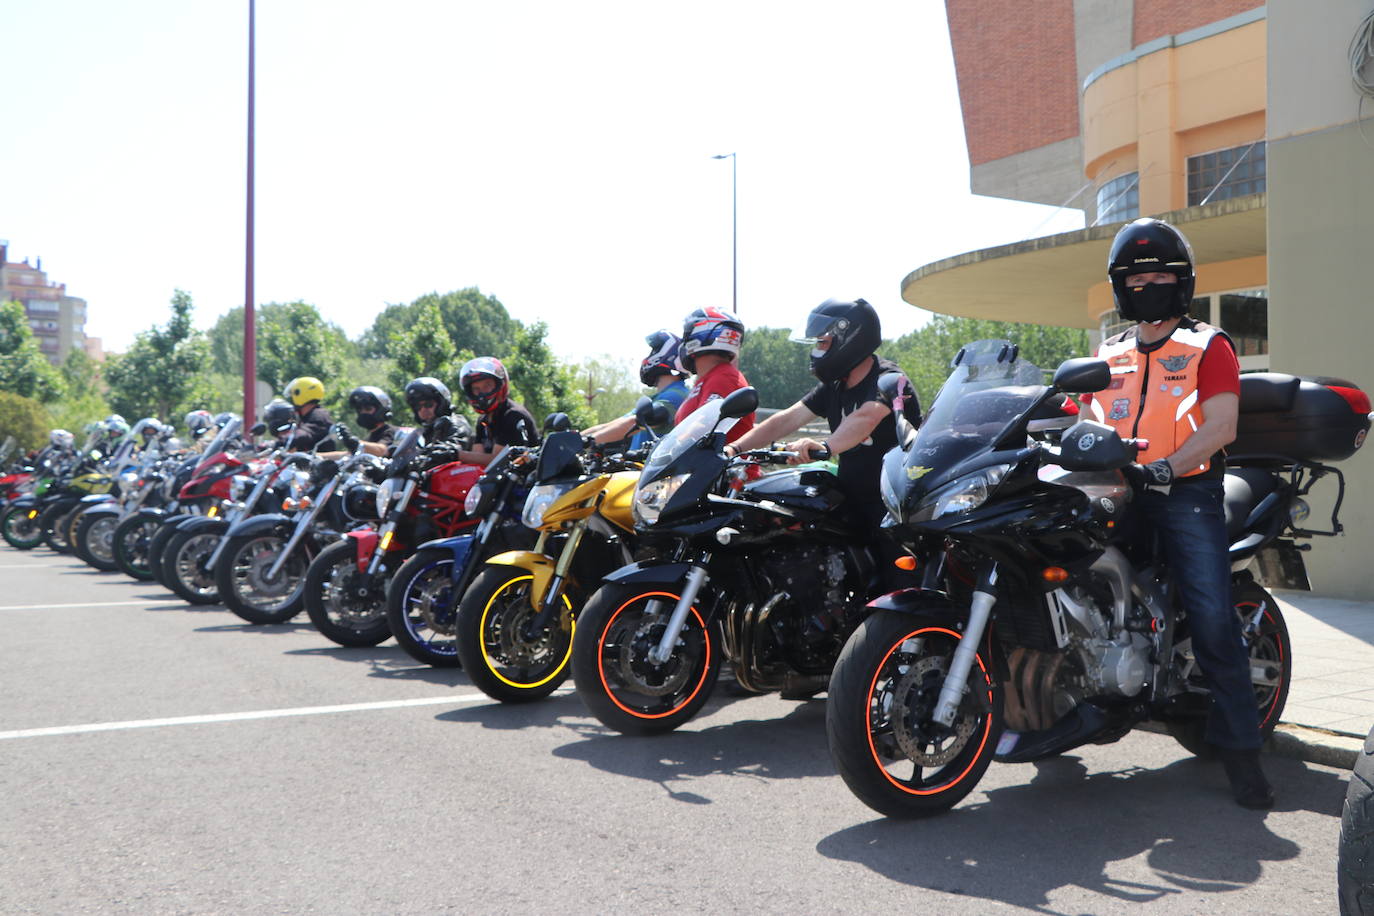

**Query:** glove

left=1144, top=458, right=1175, bottom=486
left=406, top=453, right=431, bottom=474
left=332, top=423, right=360, bottom=451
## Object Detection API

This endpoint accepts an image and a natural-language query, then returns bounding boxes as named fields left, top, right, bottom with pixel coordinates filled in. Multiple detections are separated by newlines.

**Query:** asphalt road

left=0, top=548, right=1354, bottom=915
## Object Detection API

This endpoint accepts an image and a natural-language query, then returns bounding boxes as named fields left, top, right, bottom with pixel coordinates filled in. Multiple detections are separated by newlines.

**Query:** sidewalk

left=1264, top=589, right=1374, bottom=769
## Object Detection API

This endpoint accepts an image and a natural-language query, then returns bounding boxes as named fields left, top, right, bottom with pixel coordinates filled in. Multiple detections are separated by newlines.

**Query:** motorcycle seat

left=1223, top=467, right=1279, bottom=542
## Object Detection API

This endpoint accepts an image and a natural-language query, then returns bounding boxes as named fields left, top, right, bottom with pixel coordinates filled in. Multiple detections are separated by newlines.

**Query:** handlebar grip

left=808, top=443, right=832, bottom=461
left=1126, top=438, right=1150, bottom=453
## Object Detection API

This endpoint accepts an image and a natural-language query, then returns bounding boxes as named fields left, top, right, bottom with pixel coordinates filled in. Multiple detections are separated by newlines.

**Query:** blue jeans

left=1138, top=479, right=1262, bottom=750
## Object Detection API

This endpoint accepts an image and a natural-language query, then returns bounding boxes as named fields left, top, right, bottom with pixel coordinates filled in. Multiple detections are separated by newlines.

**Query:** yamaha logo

left=1077, top=433, right=1097, bottom=451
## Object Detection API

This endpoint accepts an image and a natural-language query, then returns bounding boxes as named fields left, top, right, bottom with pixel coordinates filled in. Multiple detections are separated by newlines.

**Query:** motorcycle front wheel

left=570, top=583, right=721, bottom=735
left=385, top=547, right=466, bottom=667
left=304, top=539, right=392, bottom=648
left=112, top=514, right=160, bottom=580
left=73, top=511, right=121, bottom=571
left=456, top=566, right=576, bottom=703
left=1164, top=580, right=1292, bottom=758
left=161, top=523, right=227, bottom=605
left=1, top=504, right=45, bottom=550
left=214, top=532, right=308, bottom=624
left=39, top=502, right=78, bottom=554
left=826, top=610, right=1003, bottom=819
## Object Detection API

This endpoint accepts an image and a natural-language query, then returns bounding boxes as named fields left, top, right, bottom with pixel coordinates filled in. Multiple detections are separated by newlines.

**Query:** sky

left=2, top=0, right=1085, bottom=370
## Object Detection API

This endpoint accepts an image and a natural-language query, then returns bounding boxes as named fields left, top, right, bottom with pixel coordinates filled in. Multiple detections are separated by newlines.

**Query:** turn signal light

left=379, top=530, right=394, bottom=551
left=893, top=555, right=918, bottom=571
left=282, top=498, right=299, bottom=511
left=206, top=505, right=219, bottom=518
left=1042, top=566, right=1069, bottom=583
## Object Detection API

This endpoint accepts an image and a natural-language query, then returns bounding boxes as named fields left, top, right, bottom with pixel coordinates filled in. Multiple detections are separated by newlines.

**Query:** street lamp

left=711, top=152, right=737, bottom=314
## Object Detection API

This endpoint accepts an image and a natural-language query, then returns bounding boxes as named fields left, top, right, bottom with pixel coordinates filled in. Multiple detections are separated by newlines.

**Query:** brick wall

left=1133, top=0, right=1263, bottom=45
left=947, top=0, right=1080, bottom=166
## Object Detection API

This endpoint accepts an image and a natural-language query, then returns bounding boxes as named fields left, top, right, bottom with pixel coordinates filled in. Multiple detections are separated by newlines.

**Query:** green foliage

left=103, top=290, right=214, bottom=421
left=386, top=300, right=471, bottom=396
left=506, top=322, right=593, bottom=429
left=575, top=355, right=643, bottom=424
left=0, top=390, right=51, bottom=451
left=738, top=327, right=816, bottom=410
left=360, top=289, right=519, bottom=361
left=883, top=315, right=1092, bottom=410
left=0, top=301, right=65, bottom=402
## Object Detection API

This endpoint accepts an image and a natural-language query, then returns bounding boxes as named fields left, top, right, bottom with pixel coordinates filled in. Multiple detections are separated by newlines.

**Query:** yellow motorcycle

left=455, top=428, right=641, bottom=703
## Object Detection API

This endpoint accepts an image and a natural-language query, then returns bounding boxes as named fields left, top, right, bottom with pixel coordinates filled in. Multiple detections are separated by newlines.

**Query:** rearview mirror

left=543, top=412, right=572, bottom=433
left=719, top=387, right=759, bottom=420
left=1052, top=358, right=1110, bottom=394
left=249, top=422, right=267, bottom=436
left=877, top=372, right=922, bottom=428
left=634, top=397, right=670, bottom=429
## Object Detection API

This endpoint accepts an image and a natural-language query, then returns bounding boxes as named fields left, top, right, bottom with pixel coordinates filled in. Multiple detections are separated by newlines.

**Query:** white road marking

left=0, top=598, right=183, bottom=611
left=0, top=693, right=500, bottom=740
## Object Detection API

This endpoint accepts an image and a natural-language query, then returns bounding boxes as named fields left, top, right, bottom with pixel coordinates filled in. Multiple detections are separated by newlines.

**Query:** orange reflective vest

left=1089, top=322, right=1223, bottom=477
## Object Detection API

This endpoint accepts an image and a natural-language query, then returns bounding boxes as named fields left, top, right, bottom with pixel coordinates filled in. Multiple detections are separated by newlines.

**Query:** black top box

left=1230, top=373, right=1372, bottom=465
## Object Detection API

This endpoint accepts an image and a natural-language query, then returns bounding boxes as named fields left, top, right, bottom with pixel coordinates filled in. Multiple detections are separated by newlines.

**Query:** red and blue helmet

left=640, top=330, right=687, bottom=385
left=459, top=357, right=510, bottom=414
left=679, top=307, right=744, bottom=373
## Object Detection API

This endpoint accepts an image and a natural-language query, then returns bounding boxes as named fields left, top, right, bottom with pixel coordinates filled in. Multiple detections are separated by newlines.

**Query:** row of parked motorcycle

left=3, top=339, right=1372, bottom=824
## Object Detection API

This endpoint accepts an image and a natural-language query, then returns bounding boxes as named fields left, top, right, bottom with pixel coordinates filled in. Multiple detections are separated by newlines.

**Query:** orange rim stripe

left=597, top=590, right=711, bottom=720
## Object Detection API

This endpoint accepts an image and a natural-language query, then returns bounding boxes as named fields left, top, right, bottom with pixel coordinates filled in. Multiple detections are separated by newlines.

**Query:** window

left=1191, top=287, right=1268, bottom=369
left=1187, top=142, right=1265, bottom=206
left=1096, top=172, right=1140, bottom=224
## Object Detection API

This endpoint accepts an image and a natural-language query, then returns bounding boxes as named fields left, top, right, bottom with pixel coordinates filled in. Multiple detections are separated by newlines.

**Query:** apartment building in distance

left=0, top=239, right=92, bottom=365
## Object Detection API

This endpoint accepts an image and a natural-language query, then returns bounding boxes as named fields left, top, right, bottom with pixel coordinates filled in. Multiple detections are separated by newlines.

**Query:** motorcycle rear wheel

left=385, top=547, right=465, bottom=667
left=1, top=505, right=45, bottom=550
left=456, top=566, right=575, bottom=703
left=826, top=610, right=1002, bottom=819
left=304, top=539, right=392, bottom=648
left=215, top=532, right=308, bottom=624
left=112, top=514, right=160, bottom=580
left=161, top=525, right=226, bottom=605
left=570, top=582, right=721, bottom=735
left=73, top=511, right=121, bottom=571
left=1164, top=580, right=1292, bottom=758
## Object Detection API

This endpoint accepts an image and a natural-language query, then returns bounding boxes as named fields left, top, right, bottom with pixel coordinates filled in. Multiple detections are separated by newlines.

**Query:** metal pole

left=712, top=152, right=737, bottom=315
left=243, top=0, right=257, bottom=426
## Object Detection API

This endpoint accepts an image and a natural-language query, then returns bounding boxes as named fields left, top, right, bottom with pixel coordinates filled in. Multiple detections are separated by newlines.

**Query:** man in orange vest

left=1090, top=217, right=1272, bottom=809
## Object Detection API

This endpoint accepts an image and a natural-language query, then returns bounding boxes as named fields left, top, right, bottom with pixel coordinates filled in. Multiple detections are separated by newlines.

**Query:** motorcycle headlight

left=914, top=465, right=1011, bottom=522
left=522, top=482, right=577, bottom=529
left=229, top=474, right=254, bottom=500
left=376, top=478, right=399, bottom=518
left=880, top=464, right=902, bottom=522
left=464, top=483, right=487, bottom=517
left=633, top=473, right=689, bottom=525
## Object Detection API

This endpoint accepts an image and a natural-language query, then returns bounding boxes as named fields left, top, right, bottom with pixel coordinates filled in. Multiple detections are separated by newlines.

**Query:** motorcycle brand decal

left=1356, top=429, right=1368, bottom=449
left=1108, top=377, right=1125, bottom=390
left=1107, top=398, right=1131, bottom=420
left=1100, top=497, right=1116, bottom=513
left=906, top=466, right=933, bottom=480
left=1157, top=353, right=1196, bottom=373
left=1111, top=355, right=1133, bottom=366
left=1076, top=433, right=1097, bottom=451
left=1171, top=386, right=1184, bottom=397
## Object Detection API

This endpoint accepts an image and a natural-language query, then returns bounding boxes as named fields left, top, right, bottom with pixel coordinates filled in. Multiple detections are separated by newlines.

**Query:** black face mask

left=356, top=410, right=379, bottom=430
left=1123, top=283, right=1182, bottom=323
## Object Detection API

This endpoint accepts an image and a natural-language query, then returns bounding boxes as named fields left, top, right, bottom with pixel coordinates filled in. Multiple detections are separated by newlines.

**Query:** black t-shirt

left=475, top=400, right=540, bottom=451
left=283, top=406, right=334, bottom=451
left=364, top=422, right=398, bottom=446
left=801, top=356, right=905, bottom=527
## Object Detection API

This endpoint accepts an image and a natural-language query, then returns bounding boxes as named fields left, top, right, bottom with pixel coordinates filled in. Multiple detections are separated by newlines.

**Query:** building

left=0, top=239, right=89, bottom=366
left=907, top=1, right=1374, bottom=598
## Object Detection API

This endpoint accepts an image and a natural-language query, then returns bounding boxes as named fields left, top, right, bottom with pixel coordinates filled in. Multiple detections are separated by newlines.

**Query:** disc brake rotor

left=612, top=615, right=691, bottom=697
left=325, top=560, right=382, bottom=624
left=889, top=655, right=978, bottom=766
left=414, top=570, right=457, bottom=635
left=240, top=540, right=298, bottom=598
left=176, top=535, right=219, bottom=590
left=491, top=599, right=551, bottom=665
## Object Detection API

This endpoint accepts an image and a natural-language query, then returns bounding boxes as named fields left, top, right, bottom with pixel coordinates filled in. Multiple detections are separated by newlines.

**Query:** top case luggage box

left=1230, top=373, right=1372, bottom=465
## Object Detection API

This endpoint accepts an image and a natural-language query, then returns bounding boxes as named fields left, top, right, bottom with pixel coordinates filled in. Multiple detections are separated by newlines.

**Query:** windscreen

left=195, top=416, right=242, bottom=471
left=640, top=397, right=736, bottom=482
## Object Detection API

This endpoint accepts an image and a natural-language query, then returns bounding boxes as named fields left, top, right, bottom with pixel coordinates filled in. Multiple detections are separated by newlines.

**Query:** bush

left=0, top=391, right=51, bottom=451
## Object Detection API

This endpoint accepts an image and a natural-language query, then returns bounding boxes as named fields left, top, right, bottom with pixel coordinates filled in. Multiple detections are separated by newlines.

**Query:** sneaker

left=1218, top=748, right=1275, bottom=810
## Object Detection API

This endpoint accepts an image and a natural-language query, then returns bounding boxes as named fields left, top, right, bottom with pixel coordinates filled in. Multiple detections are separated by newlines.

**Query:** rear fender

left=485, top=550, right=557, bottom=610
left=226, top=513, right=293, bottom=540
left=348, top=528, right=378, bottom=572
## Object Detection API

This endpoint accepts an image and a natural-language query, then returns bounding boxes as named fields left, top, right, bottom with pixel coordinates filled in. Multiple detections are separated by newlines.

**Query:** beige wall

left=1266, top=0, right=1374, bottom=598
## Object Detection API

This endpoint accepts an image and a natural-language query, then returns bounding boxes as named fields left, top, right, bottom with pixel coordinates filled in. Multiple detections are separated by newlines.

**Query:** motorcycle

left=455, top=426, right=642, bottom=702
left=73, top=425, right=183, bottom=571
left=110, top=450, right=205, bottom=581
left=0, top=445, right=72, bottom=549
left=384, top=442, right=539, bottom=667
left=568, top=387, right=882, bottom=735
left=303, top=424, right=482, bottom=647
left=823, top=339, right=1370, bottom=818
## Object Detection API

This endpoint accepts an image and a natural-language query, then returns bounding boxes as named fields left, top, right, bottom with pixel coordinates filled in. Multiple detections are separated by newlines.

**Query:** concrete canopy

left=901, top=193, right=1267, bottom=329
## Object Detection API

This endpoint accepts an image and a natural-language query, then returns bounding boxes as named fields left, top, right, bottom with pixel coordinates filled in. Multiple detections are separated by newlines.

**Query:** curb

left=1267, top=722, right=1363, bottom=770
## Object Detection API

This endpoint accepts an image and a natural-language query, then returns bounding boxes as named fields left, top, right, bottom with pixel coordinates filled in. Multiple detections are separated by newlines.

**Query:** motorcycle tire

left=304, top=539, right=392, bottom=648
left=569, top=582, right=722, bottom=735
left=39, top=502, right=78, bottom=554
left=825, top=609, right=1003, bottom=819
left=112, top=514, right=161, bottom=581
left=1, top=504, right=45, bottom=550
left=1339, top=724, right=1374, bottom=915
left=147, top=520, right=192, bottom=589
left=456, top=565, right=576, bottom=703
left=385, top=547, right=466, bottom=667
left=161, top=524, right=227, bottom=605
left=1164, top=581, right=1292, bottom=758
left=214, top=531, right=308, bottom=625
left=73, top=511, right=122, bottom=571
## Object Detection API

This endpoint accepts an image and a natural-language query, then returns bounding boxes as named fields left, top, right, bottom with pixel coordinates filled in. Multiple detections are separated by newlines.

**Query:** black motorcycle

left=824, top=340, right=1368, bottom=818
left=569, top=387, right=887, bottom=735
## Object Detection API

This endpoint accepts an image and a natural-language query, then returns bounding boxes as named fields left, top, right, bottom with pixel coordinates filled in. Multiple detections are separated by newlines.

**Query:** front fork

left=364, top=479, right=417, bottom=580
left=522, top=524, right=585, bottom=636
left=647, top=559, right=711, bottom=665
left=932, top=564, right=998, bottom=727
left=267, top=476, right=339, bottom=579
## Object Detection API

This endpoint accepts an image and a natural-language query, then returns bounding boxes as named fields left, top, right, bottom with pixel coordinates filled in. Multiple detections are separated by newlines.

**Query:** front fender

left=601, top=560, right=695, bottom=588
left=166, top=513, right=208, bottom=532
left=348, top=528, right=378, bottom=572
left=77, top=502, right=122, bottom=520
left=79, top=493, right=115, bottom=506
left=9, top=495, right=37, bottom=510
left=866, top=587, right=958, bottom=616
left=226, top=513, right=293, bottom=540
left=485, top=550, right=557, bottom=610
left=176, top=516, right=230, bottom=537
left=417, top=534, right=476, bottom=567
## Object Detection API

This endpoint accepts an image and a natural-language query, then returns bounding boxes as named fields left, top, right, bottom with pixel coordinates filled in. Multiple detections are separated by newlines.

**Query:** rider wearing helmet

left=329, top=385, right=399, bottom=456
left=449, top=357, right=538, bottom=467
left=183, top=410, right=215, bottom=441
left=1088, top=218, right=1269, bottom=809
left=400, top=376, right=474, bottom=471
left=262, top=399, right=297, bottom=443
left=583, top=330, right=691, bottom=448
left=675, top=307, right=754, bottom=442
left=279, top=376, right=335, bottom=451
left=725, top=298, right=910, bottom=531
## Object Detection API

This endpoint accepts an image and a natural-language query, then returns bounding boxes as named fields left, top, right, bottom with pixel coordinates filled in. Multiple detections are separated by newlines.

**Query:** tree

left=360, top=288, right=518, bottom=362
left=386, top=300, right=471, bottom=398
left=104, top=290, right=214, bottom=421
left=505, top=322, right=593, bottom=429
left=0, top=391, right=50, bottom=451
left=575, top=355, right=643, bottom=424
left=207, top=302, right=354, bottom=404
left=49, top=349, right=112, bottom=431
left=737, top=327, right=815, bottom=409
left=0, top=301, right=64, bottom=402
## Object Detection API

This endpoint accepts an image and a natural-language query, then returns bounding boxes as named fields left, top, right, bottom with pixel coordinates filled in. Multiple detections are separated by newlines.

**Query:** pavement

left=1262, top=588, right=1374, bottom=769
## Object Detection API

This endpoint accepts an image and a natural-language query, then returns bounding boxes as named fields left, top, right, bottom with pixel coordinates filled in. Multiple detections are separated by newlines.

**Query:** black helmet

left=640, top=330, right=687, bottom=385
left=404, top=377, right=452, bottom=420
left=795, top=298, right=881, bottom=383
left=183, top=410, right=214, bottom=438
left=1107, top=218, right=1196, bottom=323
left=347, top=386, right=392, bottom=427
left=262, top=399, right=296, bottom=435
left=213, top=411, right=238, bottom=429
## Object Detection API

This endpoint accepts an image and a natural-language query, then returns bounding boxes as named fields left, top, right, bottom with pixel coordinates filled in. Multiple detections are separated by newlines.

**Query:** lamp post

left=243, top=0, right=257, bottom=428
left=711, top=152, right=736, bottom=314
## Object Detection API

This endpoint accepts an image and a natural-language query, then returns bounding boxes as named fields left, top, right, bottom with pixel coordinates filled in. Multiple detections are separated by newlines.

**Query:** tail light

left=1327, top=385, right=1372, bottom=415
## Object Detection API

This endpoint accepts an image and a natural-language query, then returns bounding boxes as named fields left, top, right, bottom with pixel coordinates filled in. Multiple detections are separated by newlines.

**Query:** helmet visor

left=791, top=312, right=841, bottom=346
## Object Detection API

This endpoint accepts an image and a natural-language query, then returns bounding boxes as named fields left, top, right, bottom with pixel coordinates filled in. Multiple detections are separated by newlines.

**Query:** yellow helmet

left=283, top=376, right=325, bottom=407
